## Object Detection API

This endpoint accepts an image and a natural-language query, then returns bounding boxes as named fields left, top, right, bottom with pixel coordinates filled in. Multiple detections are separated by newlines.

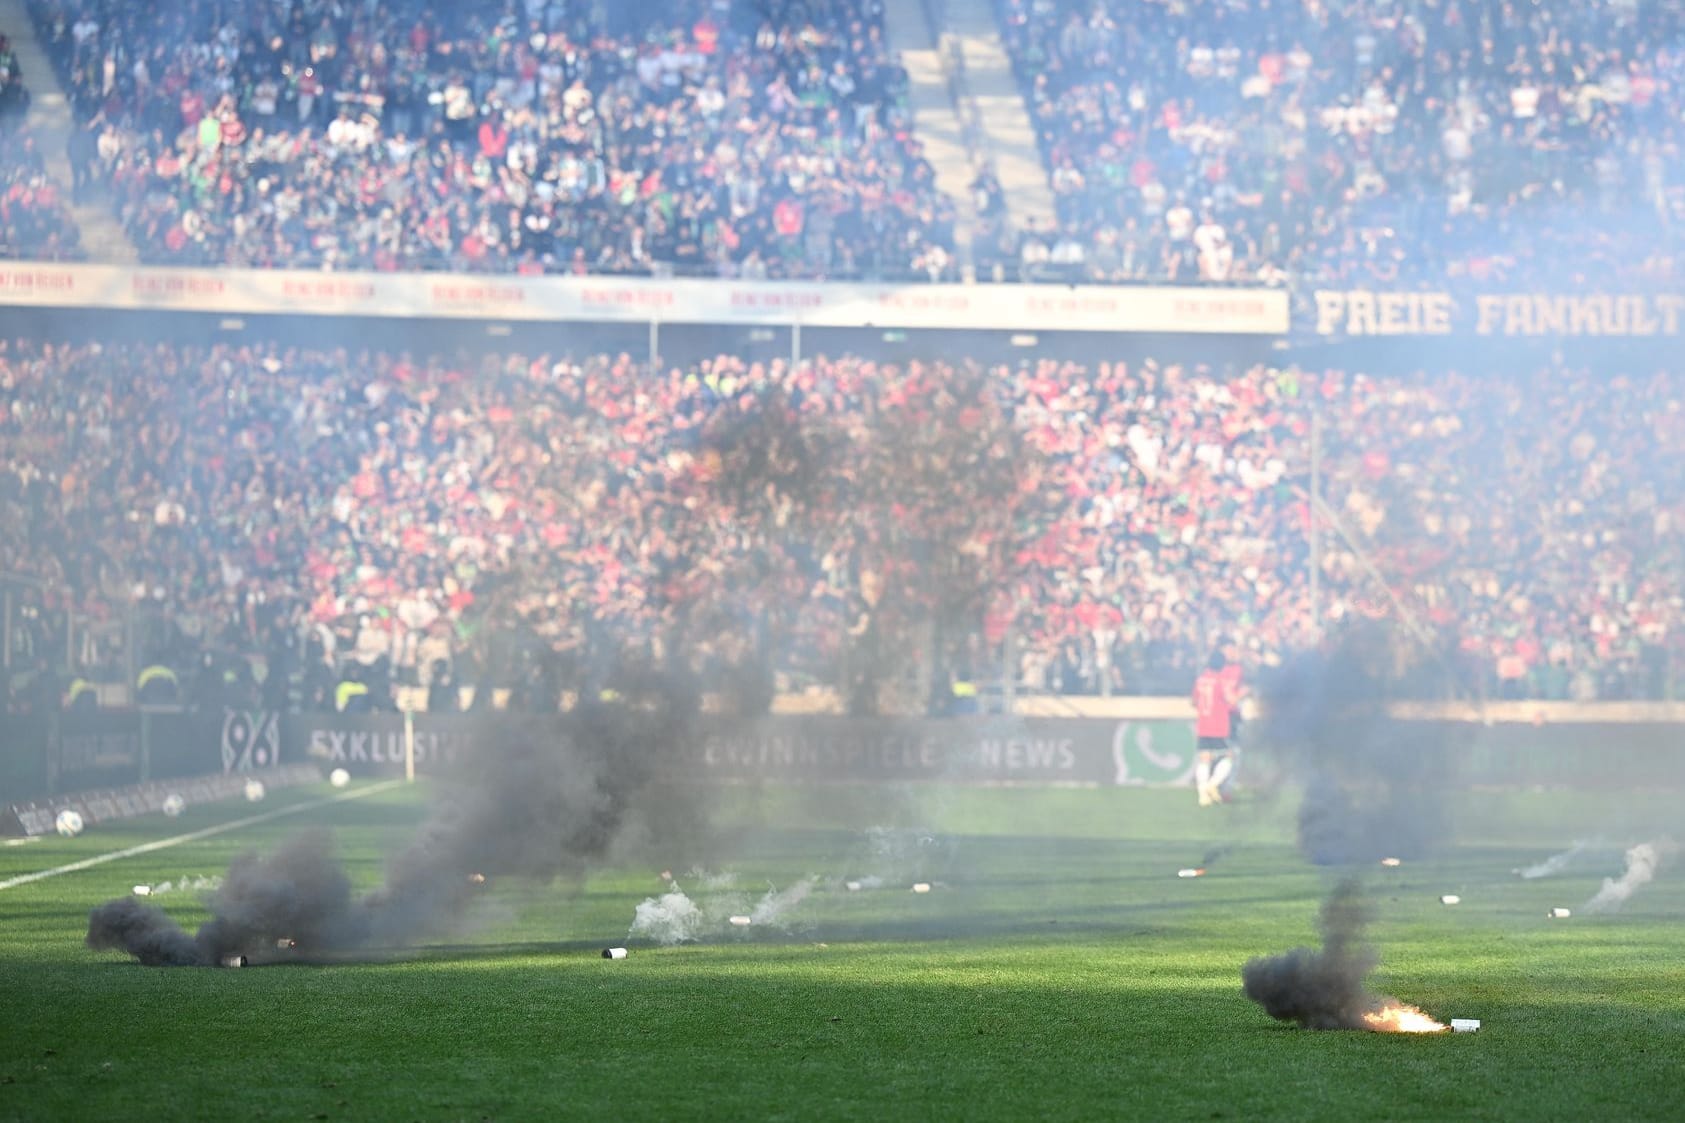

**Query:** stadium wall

left=8, top=705, right=1685, bottom=831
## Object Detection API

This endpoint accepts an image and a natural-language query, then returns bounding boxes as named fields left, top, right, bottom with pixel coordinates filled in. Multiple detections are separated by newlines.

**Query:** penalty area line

left=0, top=779, right=408, bottom=892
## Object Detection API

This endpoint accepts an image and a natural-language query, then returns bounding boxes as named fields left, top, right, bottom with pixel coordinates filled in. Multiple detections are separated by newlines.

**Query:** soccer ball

left=55, top=809, right=85, bottom=837
left=244, top=779, right=266, bottom=803
left=329, top=768, right=351, bottom=788
left=162, top=794, right=186, bottom=818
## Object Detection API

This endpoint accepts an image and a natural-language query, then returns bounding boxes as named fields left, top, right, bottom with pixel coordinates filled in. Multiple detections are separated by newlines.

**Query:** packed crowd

left=2, top=337, right=1679, bottom=711
left=0, top=30, right=82, bottom=261
left=15, top=0, right=1685, bottom=285
left=995, top=0, right=1685, bottom=284
left=27, top=0, right=957, bottom=279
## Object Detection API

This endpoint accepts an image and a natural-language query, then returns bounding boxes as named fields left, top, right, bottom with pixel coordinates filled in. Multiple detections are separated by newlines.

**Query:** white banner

left=0, top=262, right=1288, bottom=334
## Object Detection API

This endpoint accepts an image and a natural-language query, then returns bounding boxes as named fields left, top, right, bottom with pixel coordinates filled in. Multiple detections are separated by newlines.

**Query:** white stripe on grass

left=0, top=780, right=407, bottom=892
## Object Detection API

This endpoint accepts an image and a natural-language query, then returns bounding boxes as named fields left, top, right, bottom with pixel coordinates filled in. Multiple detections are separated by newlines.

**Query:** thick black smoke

left=86, top=895, right=203, bottom=966
left=1241, top=879, right=1385, bottom=1030
left=1253, top=623, right=1464, bottom=865
left=87, top=677, right=695, bottom=966
left=693, top=365, right=1060, bottom=715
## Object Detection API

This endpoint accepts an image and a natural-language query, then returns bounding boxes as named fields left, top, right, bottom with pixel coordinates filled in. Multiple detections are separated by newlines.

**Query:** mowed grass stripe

left=0, top=780, right=407, bottom=892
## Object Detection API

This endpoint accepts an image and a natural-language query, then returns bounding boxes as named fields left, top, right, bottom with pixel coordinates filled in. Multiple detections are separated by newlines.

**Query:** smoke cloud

left=1253, top=624, right=1464, bottom=865
left=86, top=896, right=204, bottom=966
left=627, top=875, right=818, bottom=944
left=694, top=364, right=1060, bottom=715
left=630, top=890, right=707, bottom=946
left=1241, top=879, right=1378, bottom=1029
left=87, top=680, right=698, bottom=966
left=1242, top=879, right=1433, bottom=1031
left=1584, top=838, right=1677, bottom=914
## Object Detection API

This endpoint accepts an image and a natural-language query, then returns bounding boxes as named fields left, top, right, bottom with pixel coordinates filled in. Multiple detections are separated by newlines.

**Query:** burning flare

left=1362, top=1001, right=1446, bottom=1034
left=1242, top=880, right=1447, bottom=1033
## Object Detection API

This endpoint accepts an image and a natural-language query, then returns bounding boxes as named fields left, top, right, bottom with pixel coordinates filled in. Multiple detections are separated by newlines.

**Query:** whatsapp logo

left=1110, top=721, right=1197, bottom=787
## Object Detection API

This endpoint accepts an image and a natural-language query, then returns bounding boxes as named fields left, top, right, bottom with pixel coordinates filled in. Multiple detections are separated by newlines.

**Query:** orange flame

left=1362, top=1002, right=1447, bottom=1034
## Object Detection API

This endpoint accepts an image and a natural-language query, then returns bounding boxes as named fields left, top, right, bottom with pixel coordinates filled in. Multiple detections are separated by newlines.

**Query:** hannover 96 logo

left=221, top=709, right=280, bottom=774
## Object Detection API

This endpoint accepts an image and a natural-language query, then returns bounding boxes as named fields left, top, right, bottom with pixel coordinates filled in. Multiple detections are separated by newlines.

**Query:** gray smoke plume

left=1242, top=880, right=1428, bottom=1031
left=88, top=679, right=698, bottom=966
left=1254, top=623, right=1464, bottom=865
left=1518, top=840, right=1594, bottom=880
left=1584, top=838, right=1677, bottom=914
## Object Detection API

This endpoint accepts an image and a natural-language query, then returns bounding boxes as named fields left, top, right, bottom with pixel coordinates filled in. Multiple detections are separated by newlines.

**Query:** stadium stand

left=995, top=0, right=1684, bottom=284
left=2, top=338, right=1679, bottom=710
left=12, top=0, right=1685, bottom=283
left=24, top=0, right=958, bottom=279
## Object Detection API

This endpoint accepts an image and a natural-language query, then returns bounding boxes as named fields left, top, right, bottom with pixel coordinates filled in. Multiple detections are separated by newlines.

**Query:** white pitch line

left=0, top=780, right=407, bottom=892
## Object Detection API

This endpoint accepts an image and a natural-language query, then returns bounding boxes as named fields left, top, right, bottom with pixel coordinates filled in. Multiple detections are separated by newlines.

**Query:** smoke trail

left=1200, top=845, right=1235, bottom=869
left=86, top=896, right=203, bottom=966
left=1584, top=839, right=1677, bottom=914
left=1518, top=840, right=1593, bottom=880
left=749, top=876, right=817, bottom=928
left=1241, top=879, right=1439, bottom=1032
left=87, top=679, right=700, bottom=966
left=144, top=876, right=224, bottom=896
left=628, top=873, right=819, bottom=944
left=1253, top=623, right=1464, bottom=865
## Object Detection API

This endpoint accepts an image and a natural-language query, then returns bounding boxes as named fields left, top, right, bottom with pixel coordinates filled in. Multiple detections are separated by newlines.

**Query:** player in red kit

left=1192, top=652, right=1242, bottom=806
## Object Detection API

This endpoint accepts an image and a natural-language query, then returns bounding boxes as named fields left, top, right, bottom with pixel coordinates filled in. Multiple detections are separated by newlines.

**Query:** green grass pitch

left=2, top=780, right=1682, bottom=1122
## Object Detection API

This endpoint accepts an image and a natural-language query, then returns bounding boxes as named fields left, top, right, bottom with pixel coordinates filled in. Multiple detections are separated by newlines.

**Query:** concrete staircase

left=0, top=0, right=138, bottom=263
left=883, top=0, right=980, bottom=278
left=931, top=0, right=1057, bottom=232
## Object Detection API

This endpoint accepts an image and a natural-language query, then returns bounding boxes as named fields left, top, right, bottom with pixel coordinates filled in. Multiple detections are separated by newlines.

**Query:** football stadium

left=2, top=0, right=1683, bottom=1119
